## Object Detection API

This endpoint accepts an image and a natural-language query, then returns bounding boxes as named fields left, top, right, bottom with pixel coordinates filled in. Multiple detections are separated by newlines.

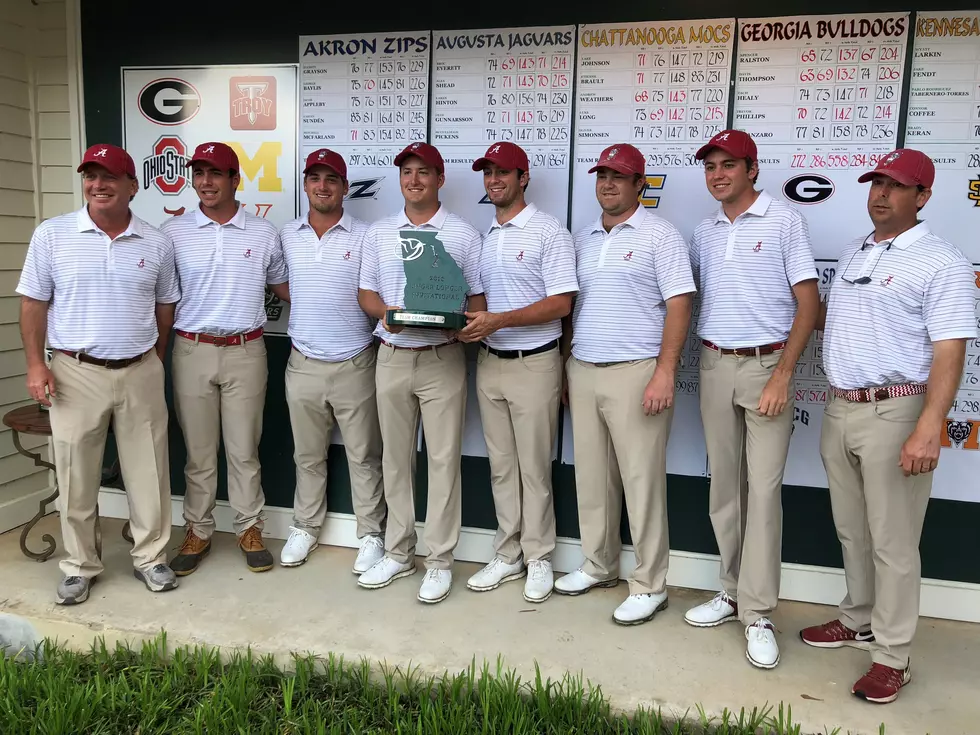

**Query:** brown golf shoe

left=239, top=526, right=274, bottom=572
left=170, top=528, right=211, bottom=577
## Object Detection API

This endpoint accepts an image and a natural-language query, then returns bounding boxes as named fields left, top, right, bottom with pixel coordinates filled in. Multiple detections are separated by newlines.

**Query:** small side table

left=2, top=404, right=132, bottom=562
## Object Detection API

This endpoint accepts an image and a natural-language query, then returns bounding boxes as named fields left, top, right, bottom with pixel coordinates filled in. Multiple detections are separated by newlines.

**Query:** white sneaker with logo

left=523, top=560, right=554, bottom=603
left=613, top=591, right=668, bottom=625
left=418, top=569, right=452, bottom=604
left=554, top=568, right=619, bottom=596
left=280, top=526, right=318, bottom=567
left=745, top=618, right=780, bottom=669
left=357, top=556, right=416, bottom=589
left=466, top=557, right=526, bottom=592
left=684, top=590, right=739, bottom=627
left=352, top=535, right=385, bottom=574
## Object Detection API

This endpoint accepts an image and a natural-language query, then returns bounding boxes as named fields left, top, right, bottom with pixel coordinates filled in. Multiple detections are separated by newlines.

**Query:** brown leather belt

left=702, top=339, right=787, bottom=357
left=176, top=328, right=263, bottom=346
left=59, top=350, right=148, bottom=370
left=380, top=339, right=454, bottom=352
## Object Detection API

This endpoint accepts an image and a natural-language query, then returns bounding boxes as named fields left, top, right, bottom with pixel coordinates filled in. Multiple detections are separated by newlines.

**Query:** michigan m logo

left=226, top=142, right=282, bottom=192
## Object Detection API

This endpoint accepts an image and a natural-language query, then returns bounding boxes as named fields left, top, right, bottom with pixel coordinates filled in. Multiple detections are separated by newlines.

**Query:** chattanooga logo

left=783, top=174, right=835, bottom=205
left=640, top=174, right=666, bottom=208
left=230, top=76, right=277, bottom=131
left=137, top=78, right=201, bottom=126
left=142, top=136, right=188, bottom=195
left=345, top=178, right=383, bottom=200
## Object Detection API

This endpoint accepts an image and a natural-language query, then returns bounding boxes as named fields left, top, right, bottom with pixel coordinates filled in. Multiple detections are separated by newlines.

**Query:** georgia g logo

left=397, top=236, right=425, bottom=261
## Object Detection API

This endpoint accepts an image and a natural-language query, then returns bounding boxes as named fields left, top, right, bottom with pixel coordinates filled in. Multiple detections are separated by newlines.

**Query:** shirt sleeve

left=266, top=230, right=289, bottom=285
left=923, top=259, right=979, bottom=342
left=463, top=229, right=484, bottom=297
left=782, top=210, right=818, bottom=286
left=654, top=224, right=697, bottom=301
left=155, top=233, right=181, bottom=304
left=541, top=224, right=579, bottom=297
left=16, top=225, right=54, bottom=301
left=358, top=223, right=381, bottom=293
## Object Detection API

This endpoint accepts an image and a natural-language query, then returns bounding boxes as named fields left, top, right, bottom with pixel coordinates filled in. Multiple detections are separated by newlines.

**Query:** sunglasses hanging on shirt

left=840, top=231, right=891, bottom=285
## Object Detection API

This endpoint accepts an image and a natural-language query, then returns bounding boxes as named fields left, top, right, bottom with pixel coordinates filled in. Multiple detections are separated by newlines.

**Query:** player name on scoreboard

left=299, top=32, right=430, bottom=163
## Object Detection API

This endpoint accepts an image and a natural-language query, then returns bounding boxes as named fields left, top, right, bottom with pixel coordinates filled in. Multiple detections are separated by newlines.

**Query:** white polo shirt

left=280, top=211, right=375, bottom=362
left=690, top=191, right=817, bottom=348
left=359, top=206, right=483, bottom=348
left=16, top=207, right=180, bottom=360
left=823, top=222, right=977, bottom=390
left=161, top=206, right=287, bottom=335
left=572, top=207, right=696, bottom=362
left=480, top=203, right=579, bottom=350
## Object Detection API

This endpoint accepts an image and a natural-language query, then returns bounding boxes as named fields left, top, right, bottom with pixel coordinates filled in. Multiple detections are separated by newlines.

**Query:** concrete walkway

left=1, top=516, right=976, bottom=735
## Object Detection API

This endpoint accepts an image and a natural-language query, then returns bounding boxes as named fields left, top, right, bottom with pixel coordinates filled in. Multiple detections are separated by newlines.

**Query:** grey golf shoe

left=56, top=576, right=94, bottom=605
left=133, top=564, right=179, bottom=593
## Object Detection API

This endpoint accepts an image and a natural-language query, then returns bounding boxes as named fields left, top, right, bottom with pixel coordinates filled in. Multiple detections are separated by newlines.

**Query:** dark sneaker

left=800, top=619, right=875, bottom=650
left=852, top=662, right=911, bottom=704
left=134, top=564, right=179, bottom=593
left=239, top=526, right=274, bottom=572
left=56, top=575, right=93, bottom=605
left=171, top=528, right=211, bottom=576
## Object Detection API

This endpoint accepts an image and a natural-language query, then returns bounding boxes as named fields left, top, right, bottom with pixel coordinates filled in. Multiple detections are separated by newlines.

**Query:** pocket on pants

left=873, top=395, right=923, bottom=423
left=352, top=344, right=377, bottom=369
left=699, top=345, right=720, bottom=371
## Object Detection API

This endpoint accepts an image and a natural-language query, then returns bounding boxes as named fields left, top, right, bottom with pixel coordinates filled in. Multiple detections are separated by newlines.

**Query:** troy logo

left=880, top=275, right=894, bottom=286
left=230, top=76, right=277, bottom=130
left=137, top=258, right=145, bottom=269
left=753, top=241, right=762, bottom=252
left=942, top=420, right=979, bottom=450
left=516, top=250, right=524, bottom=261
left=623, top=251, right=633, bottom=261
left=343, top=251, right=352, bottom=260
left=244, top=248, right=252, bottom=258
left=142, top=136, right=187, bottom=195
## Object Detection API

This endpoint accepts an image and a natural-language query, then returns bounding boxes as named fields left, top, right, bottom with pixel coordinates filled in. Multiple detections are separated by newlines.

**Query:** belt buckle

left=873, top=388, right=889, bottom=402
left=212, top=335, right=229, bottom=347
left=732, top=347, right=748, bottom=357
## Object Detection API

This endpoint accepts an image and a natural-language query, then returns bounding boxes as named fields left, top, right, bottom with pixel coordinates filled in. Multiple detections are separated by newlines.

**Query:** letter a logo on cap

left=204, top=145, right=215, bottom=154
left=95, top=148, right=108, bottom=158
left=490, top=144, right=501, bottom=154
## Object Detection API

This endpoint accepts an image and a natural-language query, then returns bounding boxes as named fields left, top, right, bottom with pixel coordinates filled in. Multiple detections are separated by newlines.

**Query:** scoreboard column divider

left=425, top=29, right=435, bottom=144
left=726, top=19, right=741, bottom=131
left=896, top=11, right=918, bottom=148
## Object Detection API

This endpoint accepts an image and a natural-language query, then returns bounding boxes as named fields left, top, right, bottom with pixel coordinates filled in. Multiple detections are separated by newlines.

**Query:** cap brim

left=694, top=143, right=715, bottom=161
left=303, top=163, right=345, bottom=178
left=77, top=161, right=126, bottom=176
left=857, top=169, right=916, bottom=186
left=471, top=157, right=491, bottom=172
left=588, top=161, right=638, bottom=175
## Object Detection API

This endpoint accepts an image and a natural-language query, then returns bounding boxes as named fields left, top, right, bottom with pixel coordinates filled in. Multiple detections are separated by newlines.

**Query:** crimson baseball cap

left=77, top=144, right=136, bottom=178
left=588, top=144, right=645, bottom=176
left=303, top=148, right=347, bottom=179
left=186, top=142, right=240, bottom=172
left=695, top=129, right=758, bottom=161
left=857, top=149, right=935, bottom=188
left=393, top=142, right=444, bottom=173
left=472, top=142, right=529, bottom=172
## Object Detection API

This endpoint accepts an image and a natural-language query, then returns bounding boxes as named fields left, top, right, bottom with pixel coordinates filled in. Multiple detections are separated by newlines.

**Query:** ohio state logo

left=142, top=136, right=188, bottom=195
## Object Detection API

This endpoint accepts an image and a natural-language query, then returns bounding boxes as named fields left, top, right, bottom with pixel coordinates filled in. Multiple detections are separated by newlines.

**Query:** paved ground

left=1, top=515, right=976, bottom=735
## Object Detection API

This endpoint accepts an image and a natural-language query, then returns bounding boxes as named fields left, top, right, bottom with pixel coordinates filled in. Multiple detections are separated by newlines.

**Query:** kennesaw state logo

left=142, top=136, right=188, bottom=195
left=968, top=176, right=980, bottom=207
left=344, top=177, right=383, bottom=201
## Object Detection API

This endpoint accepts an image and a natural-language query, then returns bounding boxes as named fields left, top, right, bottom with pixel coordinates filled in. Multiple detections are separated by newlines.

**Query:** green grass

left=0, top=633, right=882, bottom=735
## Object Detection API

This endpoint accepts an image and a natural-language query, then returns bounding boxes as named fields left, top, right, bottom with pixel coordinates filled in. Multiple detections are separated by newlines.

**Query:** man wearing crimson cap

left=459, top=142, right=578, bottom=604
left=356, top=142, right=485, bottom=603
left=683, top=129, right=819, bottom=670
left=556, top=143, right=695, bottom=626
left=17, top=143, right=181, bottom=604
left=800, top=149, right=977, bottom=703
left=276, top=148, right=386, bottom=572
left=163, top=141, right=290, bottom=576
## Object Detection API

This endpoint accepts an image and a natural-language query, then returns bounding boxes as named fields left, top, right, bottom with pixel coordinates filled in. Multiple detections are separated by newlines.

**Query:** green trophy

left=386, top=230, right=470, bottom=330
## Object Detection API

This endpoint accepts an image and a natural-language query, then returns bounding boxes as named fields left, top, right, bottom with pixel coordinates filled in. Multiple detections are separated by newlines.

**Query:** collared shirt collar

left=76, top=206, right=143, bottom=239
left=488, top=202, right=538, bottom=233
left=396, top=205, right=448, bottom=229
left=590, top=205, right=647, bottom=235
left=296, top=210, right=352, bottom=234
left=194, top=204, right=247, bottom=229
left=713, top=190, right=773, bottom=224
left=863, top=221, right=931, bottom=251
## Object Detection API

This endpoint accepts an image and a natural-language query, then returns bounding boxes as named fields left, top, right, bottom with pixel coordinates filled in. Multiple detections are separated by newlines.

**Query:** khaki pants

left=476, top=346, right=560, bottom=564
left=699, top=347, right=795, bottom=624
left=171, top=335, right=268, bottom=539
left=375, top=341, right=466, bottom=570
left=284, top=345, right=385, bottom=538
left=48, top=351, right=172, bottom=578
left=820, top=393, right=931, bottom=670
left=567, top=357, right=672, bottom=594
